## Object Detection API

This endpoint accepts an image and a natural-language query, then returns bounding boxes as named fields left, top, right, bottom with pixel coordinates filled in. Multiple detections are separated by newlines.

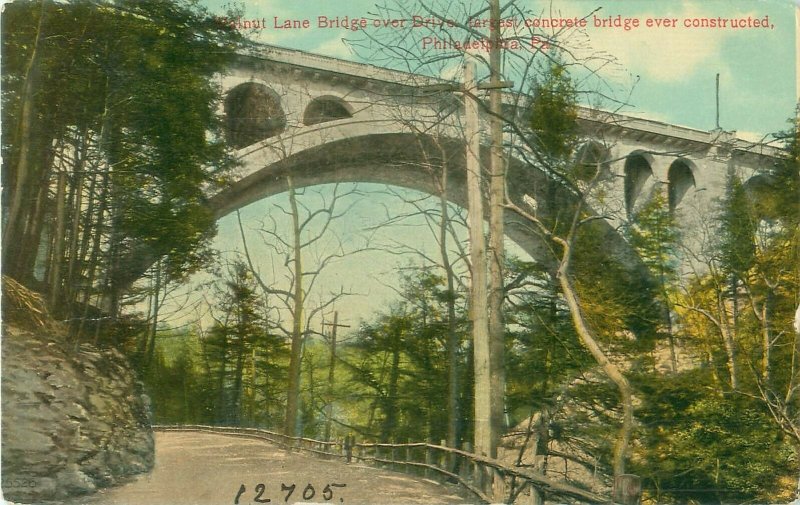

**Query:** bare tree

left=237, top=181, right=370, bottom=436
left=351, top=1, right=636, bottom=472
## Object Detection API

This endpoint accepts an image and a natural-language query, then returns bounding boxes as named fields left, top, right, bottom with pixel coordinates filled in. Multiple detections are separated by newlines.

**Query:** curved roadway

left=65, top=431, right=468, bottom=505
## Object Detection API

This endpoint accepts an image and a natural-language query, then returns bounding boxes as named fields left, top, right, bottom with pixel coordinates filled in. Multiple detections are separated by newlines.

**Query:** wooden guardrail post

left=461, top=442, right=473, bottom=483
left=344, top=435, right=354, bottom=464
left=425, top=441, right=434, bottom=478
left=613, top=474, right=642, bottom=505
left=391, top=441, right=398, bottom=472
left=439, top=440, right=447, bottom=472
left=404, top=440, right=412, bottom=474
left=492, top=468, right=508, bottom=503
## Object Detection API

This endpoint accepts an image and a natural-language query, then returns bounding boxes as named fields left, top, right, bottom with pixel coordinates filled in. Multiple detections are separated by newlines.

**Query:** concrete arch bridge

left=118, top=45, right=783, bottom=327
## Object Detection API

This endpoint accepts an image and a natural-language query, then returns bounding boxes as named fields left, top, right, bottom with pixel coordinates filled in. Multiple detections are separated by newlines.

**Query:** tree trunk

left=3, top=0, right=47, bottom=279
left=65, top=129, right=88, bottom=308
left=16, top=150, right=54, bottom=286
left=717, top=286, right=740, bottom=390
left=145, top=259, right=163, bottom=367
left=76, top=166, right=110, bottom=340
left=381, top=340, right=402, bottom=443
left=437, top=161, right=461, bottom=453
left=216, top=334, right=229, bottom=424
left=231, top=322, right=247, bottom=425
left=487, top=0, right=507, bottom=457
left=464, top=59, right=493, bottom=459
left=556, top=246, right=633, bottom=478
left=49, top=169, right=68, bottom=308
left=762, top=288, right=774, bottom=385
left=284, top=177, right=305, bottom=437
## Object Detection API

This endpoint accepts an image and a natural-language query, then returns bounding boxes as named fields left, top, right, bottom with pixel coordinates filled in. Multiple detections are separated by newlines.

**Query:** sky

left=169, top=0, right=799, bottom=332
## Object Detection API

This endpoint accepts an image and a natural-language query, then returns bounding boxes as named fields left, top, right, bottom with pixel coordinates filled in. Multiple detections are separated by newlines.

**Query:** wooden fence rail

left=154, top=425, right=628, bottom=505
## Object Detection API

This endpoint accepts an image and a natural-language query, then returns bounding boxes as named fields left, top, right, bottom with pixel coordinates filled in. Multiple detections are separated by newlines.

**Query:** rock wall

left=2, top=324, right=154, bottom=503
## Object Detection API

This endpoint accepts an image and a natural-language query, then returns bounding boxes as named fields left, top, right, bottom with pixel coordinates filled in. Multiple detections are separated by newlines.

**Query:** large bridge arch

left=103, top=45, right=784, bottom=346
left=207, top=130, right=662, bottom=330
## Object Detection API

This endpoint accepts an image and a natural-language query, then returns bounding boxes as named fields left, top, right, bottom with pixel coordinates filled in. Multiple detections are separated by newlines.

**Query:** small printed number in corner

left=234, top=482, right=347, bottom=504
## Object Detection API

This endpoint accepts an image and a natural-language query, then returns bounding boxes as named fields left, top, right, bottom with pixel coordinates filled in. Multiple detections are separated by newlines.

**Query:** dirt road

left=63, top=431, right=469, bottom=505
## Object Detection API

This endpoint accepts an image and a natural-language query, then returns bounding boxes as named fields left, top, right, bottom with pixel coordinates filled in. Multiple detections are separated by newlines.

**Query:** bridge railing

left=153, top=425, right=628, bottom=505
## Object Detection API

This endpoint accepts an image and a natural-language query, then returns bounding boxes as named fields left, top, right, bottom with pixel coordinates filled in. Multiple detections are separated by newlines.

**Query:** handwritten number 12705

left=234, top=483, right=346, bottom=504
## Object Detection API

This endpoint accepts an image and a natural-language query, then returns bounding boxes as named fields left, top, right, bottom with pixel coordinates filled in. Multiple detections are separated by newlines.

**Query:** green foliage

left=141, top=262, right=288, bottom=428
left=528, top=58, right=579, bottom=162
left=717, top=175, right=757, bottom=279
left=504, top=258, right=592, bottom=424
left=143, top=332, right=216, bottom=424
left=340, top=268, right=469, bottom=443
left=626, top=191, right=681, bottom=289
left=572, top=222, right=662, bottom=353
left=207, top=262, right=287, bottom=426
left=1, top=0, right=241, bottom=298
left=633, top=369, right=797, bottom=504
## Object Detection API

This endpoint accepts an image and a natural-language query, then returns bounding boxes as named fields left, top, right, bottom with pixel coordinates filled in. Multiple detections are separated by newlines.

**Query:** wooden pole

left=323, top=312, right=349, bottom=441
left=405, top=440, right=412, bottom=475
left=425, top=440, right=434, bottom=478
left=345, top=434, right=354, bottom=464
left=487, top=0, right=507, bottom=461
left=464, top=55, right=493, bottom=465
left=461, top=442, right=473, bottom=483
left=715, top=73, right=721, bottom=129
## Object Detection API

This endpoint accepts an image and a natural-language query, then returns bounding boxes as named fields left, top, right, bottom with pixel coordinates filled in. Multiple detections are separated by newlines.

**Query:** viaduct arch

left=114, top=46, right=784, bottom=331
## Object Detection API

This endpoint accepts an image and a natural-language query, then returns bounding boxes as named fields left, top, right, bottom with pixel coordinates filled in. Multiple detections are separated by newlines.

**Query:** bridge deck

left=65, top=431, right=467, bottom=505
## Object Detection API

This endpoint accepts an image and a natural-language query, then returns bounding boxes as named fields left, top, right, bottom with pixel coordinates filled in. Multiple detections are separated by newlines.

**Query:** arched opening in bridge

left=573, top=141, right=611, bottom=181
left=225, top=82, right=287, bottom=149
left=743, top=174, right=781, bottom=220
left=303, top=96, right=353, bottom=126
left=624, top=153, right=654, bottom=217
left=667, top=159, right=696, bottom=212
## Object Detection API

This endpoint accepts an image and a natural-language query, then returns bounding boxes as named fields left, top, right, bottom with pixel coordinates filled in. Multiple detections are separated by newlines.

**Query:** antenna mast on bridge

left=716, top=72, right=721, bottom=130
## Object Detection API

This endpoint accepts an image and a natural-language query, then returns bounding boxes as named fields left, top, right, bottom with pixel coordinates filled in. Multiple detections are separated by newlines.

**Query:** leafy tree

left=506, top=56, right=666, bottom=482
left=664, top=108, right=800, bottom=501
left=200, top=261, right=288, bottom=426
left=341, top=268, right=470, bottom=444
left=626, top=191, right=682, bottom=371
left=1, top=0, right=241, bottom=333
left=528, top=59, right=579, bottom=164
left=634, top=369, right=796, bottom=504
left=505, top=258, right=589, bottom=423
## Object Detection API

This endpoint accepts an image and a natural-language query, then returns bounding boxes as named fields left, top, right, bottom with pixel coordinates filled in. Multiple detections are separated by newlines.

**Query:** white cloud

left=566, top=5, right=743, bottom=83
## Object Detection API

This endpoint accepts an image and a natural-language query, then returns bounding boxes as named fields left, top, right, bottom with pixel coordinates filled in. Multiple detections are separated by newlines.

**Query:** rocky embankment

left=1, top=277, right=154, bottom=503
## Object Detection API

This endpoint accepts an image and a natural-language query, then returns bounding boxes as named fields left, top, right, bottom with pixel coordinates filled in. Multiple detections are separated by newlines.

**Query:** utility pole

left=464, top=57, right=493, bottom=462
left=421, top=42, right=511, bottom=465
left=323, top=311, right=349, bottom=442
left=715, top=73, right=721, bottom=130
left=487, top=0, right=506, bottom=459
